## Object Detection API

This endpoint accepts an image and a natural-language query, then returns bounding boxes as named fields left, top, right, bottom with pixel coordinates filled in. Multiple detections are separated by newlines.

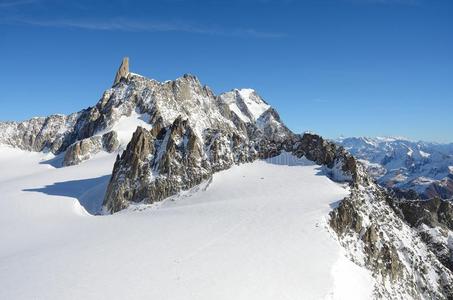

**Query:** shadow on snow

left=23, top=175, right=111, bottom=215
left=39, top=153, right=64, bottom=168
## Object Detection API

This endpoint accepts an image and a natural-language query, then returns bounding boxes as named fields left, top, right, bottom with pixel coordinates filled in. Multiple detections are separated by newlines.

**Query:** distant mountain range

left=337, top=137, right=453, bottom=199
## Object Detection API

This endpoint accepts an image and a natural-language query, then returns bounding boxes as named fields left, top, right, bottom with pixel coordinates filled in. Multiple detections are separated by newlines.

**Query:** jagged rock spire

left=113, top=57, right=129, bottom=85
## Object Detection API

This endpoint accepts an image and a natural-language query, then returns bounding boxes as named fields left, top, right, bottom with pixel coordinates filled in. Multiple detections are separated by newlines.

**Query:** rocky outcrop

left=103, top=127, right=156, bottom=212
left=63, top=136, right=103, bottom=166
left=62, top=131, right=120, bottom=166
left=97, top=63, right=303, bottom=212
left=397, top=198, right=453, bottom=230
left=113, top=57, right=129, bottom=86
left=395, top=198, right=453, bottom=273
left=329, top=171, right=453, bottom=298
left=292, top=133, right=363, bottom=183
left=102, top=131, right=119, bottom=153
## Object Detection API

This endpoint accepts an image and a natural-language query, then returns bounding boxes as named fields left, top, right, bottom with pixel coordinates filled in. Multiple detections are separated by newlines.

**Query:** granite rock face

left=63, top=136, right=103, bottom=167
left=113, top=57, right=129, bottom=86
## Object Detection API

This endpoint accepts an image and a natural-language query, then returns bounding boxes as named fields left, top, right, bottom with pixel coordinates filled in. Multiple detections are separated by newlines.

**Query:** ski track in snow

left=0, top=146, right=373, bottom=300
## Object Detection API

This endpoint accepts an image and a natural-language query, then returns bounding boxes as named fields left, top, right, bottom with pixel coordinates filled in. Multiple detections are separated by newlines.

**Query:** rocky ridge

left=330, top=180, right=453, bottom=299
left=103, top=128, right=358, bottom=213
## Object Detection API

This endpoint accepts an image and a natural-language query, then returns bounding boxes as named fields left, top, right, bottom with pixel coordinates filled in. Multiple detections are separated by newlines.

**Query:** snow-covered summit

left=219, top=88, right=270, bottom=123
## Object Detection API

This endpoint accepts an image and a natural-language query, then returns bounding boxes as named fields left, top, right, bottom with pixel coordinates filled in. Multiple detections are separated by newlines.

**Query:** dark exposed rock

left=329, top=197, right=363, bottom=235
left=397, top=198, right=453, bottom=230
left=291, top=133, right=364, bottom=184
left=104, top=126, right=155, bottom=212
left=392, top=197, right=453, bottom=274
left=297, top=133, right=337, bottom=167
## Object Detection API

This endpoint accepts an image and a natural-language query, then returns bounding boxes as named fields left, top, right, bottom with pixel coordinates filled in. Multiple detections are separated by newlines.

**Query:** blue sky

left=0, top=0, right=452, bottom=142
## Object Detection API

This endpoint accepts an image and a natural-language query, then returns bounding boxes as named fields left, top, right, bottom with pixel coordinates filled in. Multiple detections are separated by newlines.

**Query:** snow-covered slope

left=0, top=147, right=373, bottom=300
left=337, top=137, right=453, bottom=199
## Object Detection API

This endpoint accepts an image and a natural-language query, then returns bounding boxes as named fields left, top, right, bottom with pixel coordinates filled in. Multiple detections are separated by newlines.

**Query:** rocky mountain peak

left=113, top=57, right=130, bottom=86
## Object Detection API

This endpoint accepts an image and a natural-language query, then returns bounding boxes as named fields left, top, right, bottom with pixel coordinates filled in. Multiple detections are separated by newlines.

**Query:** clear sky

left=0, top=0, right=452, bottom=142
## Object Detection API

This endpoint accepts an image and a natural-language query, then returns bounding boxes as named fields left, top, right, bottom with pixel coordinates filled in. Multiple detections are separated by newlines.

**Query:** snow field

left=0, top=147, right=373, bottom=300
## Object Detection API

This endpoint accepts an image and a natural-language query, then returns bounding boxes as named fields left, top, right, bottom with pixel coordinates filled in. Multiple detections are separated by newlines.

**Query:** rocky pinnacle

left=113, top=57, right=129, bottom=85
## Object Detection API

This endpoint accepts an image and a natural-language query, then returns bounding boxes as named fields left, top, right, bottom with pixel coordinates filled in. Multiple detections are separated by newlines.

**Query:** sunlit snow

left=0, top=147, right=373, bottom=300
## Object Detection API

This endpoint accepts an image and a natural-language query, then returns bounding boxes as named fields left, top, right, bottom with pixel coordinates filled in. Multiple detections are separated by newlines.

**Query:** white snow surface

left=0, top=147, right=373, bottom=300
left=96, top=110, right=153, bottom=149
left=237, top=88, right=270, bottom=120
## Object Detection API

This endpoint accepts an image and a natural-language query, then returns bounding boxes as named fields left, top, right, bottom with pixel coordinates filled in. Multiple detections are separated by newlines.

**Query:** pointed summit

left=113, top=57, right=129, bottom=85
